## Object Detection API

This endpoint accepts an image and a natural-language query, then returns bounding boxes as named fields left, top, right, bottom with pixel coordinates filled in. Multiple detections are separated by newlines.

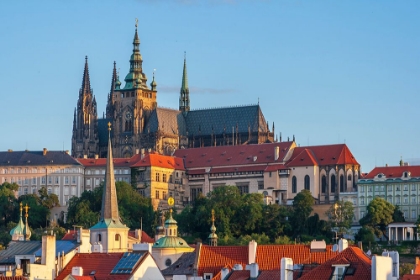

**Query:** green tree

left=325, top=200, right=354, bottom=236
left=290, top=189, right=314, bottom=236
left=18, top=194, right=50, bottom=229
left=0, top=182, right=19, bottom=227
left=38, top=186, right=60, bottom=209
left=259, top=204, right=290, bottom=241
left=354, top=226, right=376, bottom=243
left=392, top=205, right=405, bottom=223
left=359, top=197, right=395, bottom=239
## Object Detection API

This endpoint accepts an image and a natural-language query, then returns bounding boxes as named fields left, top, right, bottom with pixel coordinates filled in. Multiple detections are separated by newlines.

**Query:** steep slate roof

left=0, top=151, right=81, bottom=167
left=131, top=153, right=185, bottom=170
left=173, top=142, right=294, bottom=169
left=287, top=144, right=359, bottom=167
left=147, top=107, right=187, bottom=135
left=0, top=241, right=41, bottom=264
left=197, top=245, right=249, bottom=278
left=363, top=165, right=420, bottom=179
left=184, top=105, right=269, bottom=136
left=255, top=244, right=338, bottom=271
left=298, top=246, right=371, bottom=280
left=162, top=252, right=196, bottom=276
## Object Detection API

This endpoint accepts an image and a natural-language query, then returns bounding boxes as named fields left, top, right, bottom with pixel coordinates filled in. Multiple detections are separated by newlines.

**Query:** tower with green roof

left=90, top=122, right=129, bottom=253
left=10, top=203, right=26, bottom=241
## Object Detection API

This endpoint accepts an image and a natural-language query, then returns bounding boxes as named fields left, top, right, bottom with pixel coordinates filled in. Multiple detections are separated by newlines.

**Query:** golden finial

left=135, top=18, right=138, bottom=29
left=211, top=209, right=215, bottom=223
left=24, top=204, right=30, bottom=218
left=20, top=202, right=23, bottom=212
left=108, top=122, right=112, bottom=131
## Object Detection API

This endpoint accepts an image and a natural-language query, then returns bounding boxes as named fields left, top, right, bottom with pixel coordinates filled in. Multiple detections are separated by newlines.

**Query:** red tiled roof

left=72, top=277, right=94, bottom=280
left=77, top=156, right=136, bottom=167
left=62, top=230, right=77, bottom=240
left=174, top=142, right=295, bottom=169
left=226, top=270, right=250, bottom=280
left=264, top=164, right=287, bottom=172
left=257, top=270, right=280, bottom=280
left=298, top=247, right=371, bottom=280
left=198, top=245, right=249, bottom=278
left=416, top=260, right=420, bottom=274
left=363, top=165, right=420, bottom=179
left=287, top=144, right=359, bottom=167
left=0, top=277, right=27, bottom=280
left=255, top=244, right=339, bottom=271
left=404, top=275, right=420, bottom=280
left=131, top=153, right=185, bottom=170
left=287, top=149, right=318, bottom=167
left=55, top=253, right=125, bottom=280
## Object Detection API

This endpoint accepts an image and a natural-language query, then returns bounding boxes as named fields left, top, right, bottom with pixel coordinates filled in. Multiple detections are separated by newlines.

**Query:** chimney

left=280, top=258, right=293, bottom=280
left=248, top=240, right=257, bottom=264
left=357, top=241, right=363, bottom=251
left=136, top=148, right=140, bottom=155
left=338, top=239, right=348, bottom=252
left=382, top=251, right=399, bottom=278
left=133, top=243, right=152, bottom=253
left=43, top=148, right=48, bottom=156
left=141, top=148, right=145, bottom=159
left=72, top=267, right=83, bottom=276
left=83, top=155, right=87, bottom=159
left=253, top=156, right=257, bottom=162
left=233, top=264, right=243, bottom=271
left=372, top=256, right=393, bottom=280
left=246, top=263, right=259, bottom=278
left=41, top=233, right=56, bottom=278
left=94, top=154, right=98, bottom=159
left=275, top=146, right=280, bottom=161
left=65, top=150, right=70, bottom=155
left=221, top=267, right=230, bottom=280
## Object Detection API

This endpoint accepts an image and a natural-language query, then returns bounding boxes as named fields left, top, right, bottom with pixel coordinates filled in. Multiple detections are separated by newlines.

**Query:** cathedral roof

left=0, top=150, right=81, bottom=167
left=184, top=104, right=269, bottom=136
left=147, top=107, right=186, bottom=135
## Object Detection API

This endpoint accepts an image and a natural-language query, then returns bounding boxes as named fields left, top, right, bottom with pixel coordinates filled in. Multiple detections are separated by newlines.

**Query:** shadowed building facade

left=72, top=23, right=274, bottom=159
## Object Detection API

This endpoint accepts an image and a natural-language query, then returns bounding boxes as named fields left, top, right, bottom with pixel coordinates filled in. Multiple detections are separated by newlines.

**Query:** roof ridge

left=192, top=104, right=258, bottom=112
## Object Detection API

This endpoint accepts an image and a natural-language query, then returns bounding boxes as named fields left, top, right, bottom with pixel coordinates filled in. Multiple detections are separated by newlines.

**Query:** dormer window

left=331, top=265, right=349, bottom=280
left=403, top=171, right=410, bottom=178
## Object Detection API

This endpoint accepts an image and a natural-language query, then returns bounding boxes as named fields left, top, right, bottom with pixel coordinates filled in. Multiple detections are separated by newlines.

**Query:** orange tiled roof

left=287, top=148, right=318, bottom=167
left=55, top=253, right=124, bottom=280
left=174, top=142, right=295, bottom=169
left=363, top=165, right=420, bottom=179
left=287, top=144, right=359, bottom=167
left=298, top=246, right=371, bottom=280
left=131, top=153, right=185, bottom=170
left=62, top=230, right=77, bottom=240
left=404, top=275, right=420, bottom=280
left=256, top=244, right=339, bottom=271
left=198, top=245, right=248, bottom=278
left=226, top=270, right=250, bottom=280
left=416, top=259, right=420, bottom=274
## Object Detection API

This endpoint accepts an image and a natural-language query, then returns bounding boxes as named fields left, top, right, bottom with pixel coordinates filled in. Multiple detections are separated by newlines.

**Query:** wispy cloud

left=158, top=85, right=236, bottom=94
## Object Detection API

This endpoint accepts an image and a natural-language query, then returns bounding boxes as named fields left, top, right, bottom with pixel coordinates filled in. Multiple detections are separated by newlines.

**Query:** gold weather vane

left=211, top=209, right=215, bottom=223
left=135, top=18, right=138, bottom=29
left=24, top=204, right=30, bottom=218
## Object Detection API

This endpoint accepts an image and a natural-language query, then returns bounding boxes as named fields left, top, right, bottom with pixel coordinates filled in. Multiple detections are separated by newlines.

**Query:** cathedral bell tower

left=71, top=56, right=99, bottom=158
left=106, top=19, right=158, bottom=158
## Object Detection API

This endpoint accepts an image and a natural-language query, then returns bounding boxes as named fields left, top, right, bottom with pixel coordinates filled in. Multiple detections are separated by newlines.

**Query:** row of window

left=154, top=172, right=183, bottom=183
left=291, top=175, right=311, bottom=193
left=359, top=184, right=420, bottom=192
left=360, top=209, right=417, bottom=219
left=4, top=176, right=78, bottom=185
left=360, top=196, right=419, bottom=205
left=1, top=168, right=82, bottom=174
left=86, top=169, right=129, bottom=175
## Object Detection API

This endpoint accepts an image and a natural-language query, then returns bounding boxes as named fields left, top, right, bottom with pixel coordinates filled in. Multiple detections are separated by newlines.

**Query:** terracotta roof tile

left=198, top=245, right=248, bottom=277
left=287, top=144, right=359, bottom=167
left=257, top=270, right=280, bottom=280
left=287, top=149, right=318, bottom=167
left=174, top=142, right=295, bottom=169
left=363, top=165, right=420, bottom=179
left=298, top=247, right=371, bottom=280
left=62, top=230, right=77, bottom=240
left=55, top=253, right=124, bottom=280
left=404, top=275, right=420, bottom=280
left=256, top=244, right=338, bottom=271
left=226, top=270, right=250, bottom=280
left=131, top=153, right=185, bottom=170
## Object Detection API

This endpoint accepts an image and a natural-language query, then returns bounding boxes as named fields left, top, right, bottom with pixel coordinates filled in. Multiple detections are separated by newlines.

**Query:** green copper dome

left=153, top=236, right=191, bottom=249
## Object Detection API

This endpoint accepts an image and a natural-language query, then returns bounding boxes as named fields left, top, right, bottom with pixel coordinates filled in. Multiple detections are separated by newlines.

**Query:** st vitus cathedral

left=72, top=23, right=275, bottom=158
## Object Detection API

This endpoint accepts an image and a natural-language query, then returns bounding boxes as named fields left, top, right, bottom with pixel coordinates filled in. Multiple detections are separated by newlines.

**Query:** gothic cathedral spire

left=179, top=53, right=190, bottom=113
left=71, top=56, right=99, bottom=158
left=106, top=61, right=117, bottom=119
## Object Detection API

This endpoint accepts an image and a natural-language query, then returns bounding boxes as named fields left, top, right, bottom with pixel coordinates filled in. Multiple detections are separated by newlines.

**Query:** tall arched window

left=304, top=175, right=310, bottom=190
left=331, top=175, right=336, bottom=193
left=97, top=234, right=102, bottom=242
left=292, top=176, right=297, bottom=193
left=340, top=175, right=344, bottom=192
left=322, top=175, right=327, bottom=193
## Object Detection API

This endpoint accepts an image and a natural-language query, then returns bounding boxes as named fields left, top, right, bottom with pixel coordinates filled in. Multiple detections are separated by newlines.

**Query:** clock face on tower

left=125, top=111, right=132, bottom=120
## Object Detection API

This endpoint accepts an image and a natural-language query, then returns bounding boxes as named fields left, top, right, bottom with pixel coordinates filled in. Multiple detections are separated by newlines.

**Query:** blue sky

left=0, top=0, right=419, bottom=172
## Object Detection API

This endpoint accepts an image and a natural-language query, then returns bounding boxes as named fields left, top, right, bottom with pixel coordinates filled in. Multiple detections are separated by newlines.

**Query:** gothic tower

left=108, top=21, right=158, bottom=158
left=179, top=53, right=190, bottom=113
left=90, top=123, right=129, bottom=253
left=71, top=56, right=99, bottom=158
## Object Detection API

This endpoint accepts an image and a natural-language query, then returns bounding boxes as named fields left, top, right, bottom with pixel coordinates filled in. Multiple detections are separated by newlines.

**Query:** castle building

left=71, top=23, right=274, bottom=159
